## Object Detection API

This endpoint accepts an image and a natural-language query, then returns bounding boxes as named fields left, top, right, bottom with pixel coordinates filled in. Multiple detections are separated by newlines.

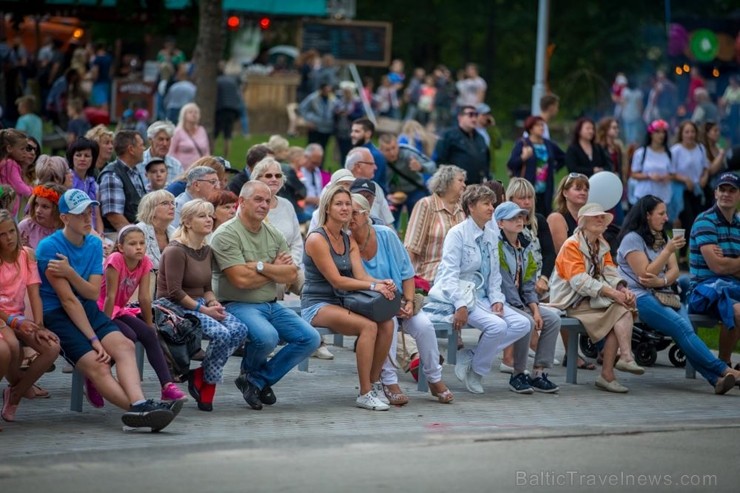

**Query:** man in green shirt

left=211, top=181, right=321, bottom=410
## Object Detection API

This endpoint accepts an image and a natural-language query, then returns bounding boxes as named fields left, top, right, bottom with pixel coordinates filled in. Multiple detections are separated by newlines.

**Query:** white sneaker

left=455, top=348, right=474, bottom=382
left=356, top=391, right=390, bottom=411
left=311, top=345, right=335, bottom=360
left=371, top=381, right=390, bottom=404
left=465, top=369, right=484, bottom=394
left=553, top=358, right=561, bottom=366
left=499, top=362, right=514, bottom=374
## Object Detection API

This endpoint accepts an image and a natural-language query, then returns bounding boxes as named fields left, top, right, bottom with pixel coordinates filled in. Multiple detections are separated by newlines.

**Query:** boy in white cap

left=37, top=189, right=179, bottom=431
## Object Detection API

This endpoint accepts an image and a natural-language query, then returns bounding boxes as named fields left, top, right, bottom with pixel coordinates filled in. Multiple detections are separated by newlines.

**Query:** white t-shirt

left=631, top=147, right=672, bottom=204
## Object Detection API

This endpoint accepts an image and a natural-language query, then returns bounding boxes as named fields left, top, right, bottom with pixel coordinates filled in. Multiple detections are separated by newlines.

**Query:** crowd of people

left=1, top=45, right=740, bottom=432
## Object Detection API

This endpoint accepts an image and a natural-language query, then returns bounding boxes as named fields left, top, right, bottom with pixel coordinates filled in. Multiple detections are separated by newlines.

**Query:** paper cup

left=672, top=228, right=685, bottom=239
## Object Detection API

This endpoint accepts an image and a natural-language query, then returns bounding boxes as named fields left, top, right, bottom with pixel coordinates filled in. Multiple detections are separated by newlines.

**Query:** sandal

left=382, top=384, right=409, bottom=406
left=562, top=354, right=596, bottom=370
left=23, top=384, right=50, bottom=400
left=2, top=387, right=18, bottom=422
left=429, top=382, right=454, bottom=404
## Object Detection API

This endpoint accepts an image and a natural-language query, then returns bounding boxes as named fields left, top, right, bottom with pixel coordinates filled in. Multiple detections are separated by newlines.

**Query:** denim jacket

left=434, top=217, right=505, bottom=310
left=498, top=232, right=539, bottom=308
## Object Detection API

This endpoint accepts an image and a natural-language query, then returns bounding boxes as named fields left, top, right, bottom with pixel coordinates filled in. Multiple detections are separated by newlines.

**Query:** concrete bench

left=70, top=342, right=145, bottom=412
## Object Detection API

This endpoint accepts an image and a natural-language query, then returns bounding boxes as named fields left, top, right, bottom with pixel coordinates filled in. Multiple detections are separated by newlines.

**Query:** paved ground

left=1, top=331, right=739, bottom=492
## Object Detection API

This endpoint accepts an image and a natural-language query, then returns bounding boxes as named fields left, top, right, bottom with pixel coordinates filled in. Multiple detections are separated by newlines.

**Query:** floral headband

left=647, top=119, right=669, bottom=134
left=32, top=185, right=61, bottom=205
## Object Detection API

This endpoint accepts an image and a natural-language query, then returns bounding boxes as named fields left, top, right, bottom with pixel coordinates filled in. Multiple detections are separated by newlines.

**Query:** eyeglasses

left=357, top=161, right=375, bottom=166
left=262, top=173, right=283, bottom=179
left=351, top=210, right=367, bottom=216
left=463, top=111, right=479, bottom=117
left=158, top=200, right=175, bottom=207
left=197, top=179, right=219, bottom=186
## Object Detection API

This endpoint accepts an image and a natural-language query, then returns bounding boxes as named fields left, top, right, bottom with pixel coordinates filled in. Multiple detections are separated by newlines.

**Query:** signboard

left=299, top=20, right=392, bottom=67
left=111, top=79, right=155, bottom=122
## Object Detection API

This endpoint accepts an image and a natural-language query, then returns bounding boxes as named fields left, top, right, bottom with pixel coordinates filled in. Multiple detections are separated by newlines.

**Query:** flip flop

left=578, top=360, right=597, bottom=370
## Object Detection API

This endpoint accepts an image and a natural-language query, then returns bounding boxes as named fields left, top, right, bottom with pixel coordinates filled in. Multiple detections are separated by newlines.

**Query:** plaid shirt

left=100, top=160, right=147, bottom=216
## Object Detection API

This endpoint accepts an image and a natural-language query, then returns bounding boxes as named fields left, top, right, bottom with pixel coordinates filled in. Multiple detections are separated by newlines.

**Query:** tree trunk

left=192, top=0, right=223, bottom=147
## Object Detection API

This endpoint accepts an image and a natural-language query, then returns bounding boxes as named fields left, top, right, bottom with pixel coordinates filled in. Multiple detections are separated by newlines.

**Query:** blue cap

left=716, top=172, right=739, bottom=189
left=494, top=201, right=529, bottom=222
left=58, top=189, right=99, bottom=215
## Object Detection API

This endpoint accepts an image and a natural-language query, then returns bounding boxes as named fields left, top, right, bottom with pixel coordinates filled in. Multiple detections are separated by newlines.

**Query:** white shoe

left=528, top=348, right=536, bottom=359
left=455, top=348, right=474, bottom=382
left=553, top=358, right=561, bottom=366
left=311, top=345, right=334, bottom=360
left=499, top=362, right=514, bottom=374
left=465, top=369, right=484, bottom=394
left=371, top=381, right=390, bottom=404
left=356, top=391, right=390, bottom=411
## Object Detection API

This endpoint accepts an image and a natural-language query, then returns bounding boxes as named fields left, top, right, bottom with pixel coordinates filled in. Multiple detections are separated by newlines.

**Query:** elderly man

left=211, top=181, right=320, bottom=410
left=173, top=166, right=220, bottom=228
left=434, top=105, right=490, bottom=185
left=99, top=130, right=147, bottom=231
left=345, top=147, right=394, bottom=226
left=137, top=121, right=184, bottom=185
left=688, top=172, right=740, bottom=366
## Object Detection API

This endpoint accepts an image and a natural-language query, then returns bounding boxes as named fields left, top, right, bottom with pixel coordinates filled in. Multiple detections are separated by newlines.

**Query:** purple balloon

left=669, top=24, right=689, bottom=57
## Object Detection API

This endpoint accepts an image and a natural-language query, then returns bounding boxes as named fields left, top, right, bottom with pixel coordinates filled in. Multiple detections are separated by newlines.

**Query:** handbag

left=653, top=288, right=682, bottom=309
left=334, top=288, right=402, bottom=323
left=428, top=272, right=484, bottom=312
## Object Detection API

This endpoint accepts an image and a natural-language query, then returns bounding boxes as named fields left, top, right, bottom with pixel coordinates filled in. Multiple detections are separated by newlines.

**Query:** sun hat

left=577, top=202, right=614, bottom=226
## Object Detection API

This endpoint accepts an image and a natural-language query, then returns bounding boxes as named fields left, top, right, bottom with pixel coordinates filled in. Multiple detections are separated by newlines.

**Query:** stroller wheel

left=668, top=344, right=687, bottom=368
left=634, top=342, right=658, bottom=367
left=579, top=334, right=598, bottom=359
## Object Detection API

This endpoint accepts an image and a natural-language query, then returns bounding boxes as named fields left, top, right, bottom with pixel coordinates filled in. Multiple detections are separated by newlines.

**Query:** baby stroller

left=579, top=322, right=686, bottom=368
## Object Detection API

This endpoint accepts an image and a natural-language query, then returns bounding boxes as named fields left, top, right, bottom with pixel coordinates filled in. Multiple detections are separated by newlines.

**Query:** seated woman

left=207, top=189, right=237, bottom=233
left=136, top=189, right=177, bottom=273
left=432, top=185, right=531, bottom=394
left=302, top=184, right=396, bottom=411
left=548, top=202, right=644, bottom=393
left=403, top=165, right=467, bottom=285
left=616, top=195, right=740, bottom=394
left=157, top=199, right=249, bottom=411
left=349, top=193, right=453, bottom=404
left=0, top=210, right=60, bottom=422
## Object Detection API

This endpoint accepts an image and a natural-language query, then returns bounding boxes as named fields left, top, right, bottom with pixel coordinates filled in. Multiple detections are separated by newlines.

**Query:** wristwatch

left=256, top=261, right=264, bottom=273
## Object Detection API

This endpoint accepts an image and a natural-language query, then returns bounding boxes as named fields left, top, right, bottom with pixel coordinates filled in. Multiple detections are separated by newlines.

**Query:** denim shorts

left=44, top=298, right=120, bottom=364
left=301, top=302, right=330, bottom=325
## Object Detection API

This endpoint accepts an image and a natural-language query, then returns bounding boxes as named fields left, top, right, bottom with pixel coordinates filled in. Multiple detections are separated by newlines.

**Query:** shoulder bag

left=334, top=288, right=402, bottom=323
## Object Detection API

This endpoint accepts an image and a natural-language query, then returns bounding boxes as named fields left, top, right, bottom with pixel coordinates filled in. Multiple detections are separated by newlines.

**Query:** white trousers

left=381, top=311, right=443, bottom=385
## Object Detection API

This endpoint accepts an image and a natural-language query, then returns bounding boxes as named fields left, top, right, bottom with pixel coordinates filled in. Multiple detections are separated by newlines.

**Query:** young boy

left=495, top=201, right=561, bottom=394
left=37, top=189, right=178, bottom=431
left=145, top=158, right=168, bottom=192
left=15, top=95, right=43, bottom=143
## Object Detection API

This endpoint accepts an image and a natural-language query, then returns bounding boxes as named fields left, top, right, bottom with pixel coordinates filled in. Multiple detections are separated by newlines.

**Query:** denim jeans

left=225, top=301, right=321, bottom=389
left=636, top=294, right=727, bottom=386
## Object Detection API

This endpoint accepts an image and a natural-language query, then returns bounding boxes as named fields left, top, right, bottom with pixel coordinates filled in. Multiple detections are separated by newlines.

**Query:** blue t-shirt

left=16, top=114, right=43, bottom=142
left=360, top=225, right=414, bottom=291
left=37, top=230, right=103, bottom=312
left=689, top=204, right=740, bottom=287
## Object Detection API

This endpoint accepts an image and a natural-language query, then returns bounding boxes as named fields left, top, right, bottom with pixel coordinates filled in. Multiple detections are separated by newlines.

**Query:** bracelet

left=195, top=300, right=203, bottom=312
left=7, top=314, right=15, bottom=327
left=89, top=335, right=99, bottom=343
left=8, top=315, right=25, bottom=329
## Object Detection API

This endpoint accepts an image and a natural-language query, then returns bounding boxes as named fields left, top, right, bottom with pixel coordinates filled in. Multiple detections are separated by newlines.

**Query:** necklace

left=326, top=227, right=342, bottom=242
left=359, top=225, right=373, bottom=253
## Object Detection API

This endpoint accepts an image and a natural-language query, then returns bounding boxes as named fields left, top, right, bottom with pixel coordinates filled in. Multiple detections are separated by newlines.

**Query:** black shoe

left=242, top=381, right=263, bottom=410
left=187, top=371, right=201, bottom=402
left=232, top=345, right=245, bottom=357
left=234, top=373, right=248, bottom=393
left=259, top=385, right=276, bottom=405
left=122, top=400, right=175, bottom=432
left=164, top=399, right=185, bottom=416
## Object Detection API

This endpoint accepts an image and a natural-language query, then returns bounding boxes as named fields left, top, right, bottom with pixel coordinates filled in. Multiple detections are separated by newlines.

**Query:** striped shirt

left=403, top=193, right=464, bottom=282
left=689, top=204, right=740, bottom=286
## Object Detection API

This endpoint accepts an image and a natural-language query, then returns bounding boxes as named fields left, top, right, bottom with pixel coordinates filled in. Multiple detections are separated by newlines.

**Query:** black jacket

left=435, top=125, right=490, bottom=185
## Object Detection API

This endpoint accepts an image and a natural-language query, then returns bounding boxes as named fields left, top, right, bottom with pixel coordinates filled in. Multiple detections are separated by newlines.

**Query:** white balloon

left=588, top=171, right=623, bottom=210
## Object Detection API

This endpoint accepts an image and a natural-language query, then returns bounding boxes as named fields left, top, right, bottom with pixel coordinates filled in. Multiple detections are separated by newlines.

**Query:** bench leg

left=333, top=334, right=344, bottom=348
left=135, top=342, right=145, bottom=381
left=566, top=330, right=580, bottom=384
left=298, top=357, right=309, bottom=372
left=70, top=368, right=84, bottom=412
left=685, top=361, right=696, bottom=379
left=447, top=329, right=457, bottom=365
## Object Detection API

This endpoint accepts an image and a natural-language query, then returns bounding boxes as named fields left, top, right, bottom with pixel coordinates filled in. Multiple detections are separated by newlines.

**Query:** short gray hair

left=239, top=180, right=271, bottom=199
left=250, top=157, right=285, bottom=191
left=147, top=121, right=175, bottom=140
left=137, top=189, right=176, bottom=224
left=345, top=147, right=368, bottom=172
left=304, top=143, right=323, bottom=156
left=186, top=166, right=217, bottom=187
left=428, top=165, right=466, bottom=195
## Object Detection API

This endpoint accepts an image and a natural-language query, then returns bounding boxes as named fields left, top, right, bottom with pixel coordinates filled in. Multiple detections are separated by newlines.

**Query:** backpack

left=151, top=301, right=203, bottom=380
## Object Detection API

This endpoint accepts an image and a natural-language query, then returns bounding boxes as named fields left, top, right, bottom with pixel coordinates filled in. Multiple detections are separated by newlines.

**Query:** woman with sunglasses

left=507, top=115, right=566, bottom=216
left=629, top=119, right=672, bottom=210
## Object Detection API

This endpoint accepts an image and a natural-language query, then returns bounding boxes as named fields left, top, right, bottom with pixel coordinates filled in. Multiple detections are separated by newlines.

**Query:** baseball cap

left=716, top=172, right=739, bottom=189
left=476, top=103, right=491, bottom=115
left=58, top=189, right=99, bottom=215
left=350, top=178, right=376, bottom=197
left=494, top=201, right=528, bottom=222
left=144, top=157, right=166, bottom=172
left=330, top=169, right=355, bottom=185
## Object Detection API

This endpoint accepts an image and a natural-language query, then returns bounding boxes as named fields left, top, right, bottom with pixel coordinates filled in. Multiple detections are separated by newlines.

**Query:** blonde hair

left=177, top=103, right=201, bottom=128
left=506, top=177, right=538, bottom=236
left=315, top=183, right=351, bottom=232
left=137, top=189, right=176, bottom=223
left=85, top=124, right=114, bottom=142
left=267, top=135, right=290, bottom=160
left=35, top=155, right=69, bottom=185
left=399, top=120, right=437, bottom=157
left=250, top=157, right=285, bottom=192
left=174, top=155, right=225, bottom=183
left=172, top=199, right=214, bottom=248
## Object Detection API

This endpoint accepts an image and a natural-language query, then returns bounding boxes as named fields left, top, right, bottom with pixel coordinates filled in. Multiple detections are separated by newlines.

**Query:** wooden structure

left=243, top=73, right=300, bottom=135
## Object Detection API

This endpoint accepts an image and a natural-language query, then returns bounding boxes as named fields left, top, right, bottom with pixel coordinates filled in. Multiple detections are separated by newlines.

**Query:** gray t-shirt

left=616, top=231, right=666, bottom=298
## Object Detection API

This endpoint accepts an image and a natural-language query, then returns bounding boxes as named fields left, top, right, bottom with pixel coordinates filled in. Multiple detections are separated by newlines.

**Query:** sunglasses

left=262, top=173, right=283, bottom=179
left=26, top=145, right=38, bottom=152
left=463, top=111, right=479, bottom=117
left=564, top=172, right=589, bottom=187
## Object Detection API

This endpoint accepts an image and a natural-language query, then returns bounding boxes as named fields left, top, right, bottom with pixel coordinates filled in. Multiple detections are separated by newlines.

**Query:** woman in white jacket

left=433, top=185, right=530, bottom=394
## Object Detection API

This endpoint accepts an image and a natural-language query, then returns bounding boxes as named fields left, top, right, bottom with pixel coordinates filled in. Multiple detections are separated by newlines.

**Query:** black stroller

left=579, top=321, right=686, bottom=368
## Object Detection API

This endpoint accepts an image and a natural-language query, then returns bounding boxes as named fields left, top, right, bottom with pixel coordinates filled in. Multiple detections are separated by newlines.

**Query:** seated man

left=688, top=172, right=740, bottom=366
left=210, top=181, right=321, bottom=410
left=173, top=166, right=220, bottom=228
left=495, top=202, right=561, bottom=393
left=37, top=189, right=178, bottom=431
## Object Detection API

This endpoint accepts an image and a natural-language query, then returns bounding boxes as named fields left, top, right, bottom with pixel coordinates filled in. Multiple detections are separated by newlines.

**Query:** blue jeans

left=636, top=294, right=727, bottom=386
left=225, top=301, right=321, bottom=389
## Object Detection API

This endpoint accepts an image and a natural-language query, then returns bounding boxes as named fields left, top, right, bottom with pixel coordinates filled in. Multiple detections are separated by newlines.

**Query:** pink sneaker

left=161, top=382, right=188, bottom=401
left=84, top=378, right=105, bottom=408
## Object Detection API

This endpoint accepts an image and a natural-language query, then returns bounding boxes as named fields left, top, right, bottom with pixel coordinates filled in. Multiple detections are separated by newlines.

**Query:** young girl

left=67, top=138, right=104, bottom=235
left=0, top=210, right=61, bottom=422
left=19, top=183, right=66, bottom=250
left=98, top=225, right=187, bottom=402
left=0, top=129, right=34, bottom=216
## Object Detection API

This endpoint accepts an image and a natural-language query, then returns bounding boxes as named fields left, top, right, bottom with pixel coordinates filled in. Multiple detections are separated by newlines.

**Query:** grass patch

left=696, top=327, right=720, bottom=351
